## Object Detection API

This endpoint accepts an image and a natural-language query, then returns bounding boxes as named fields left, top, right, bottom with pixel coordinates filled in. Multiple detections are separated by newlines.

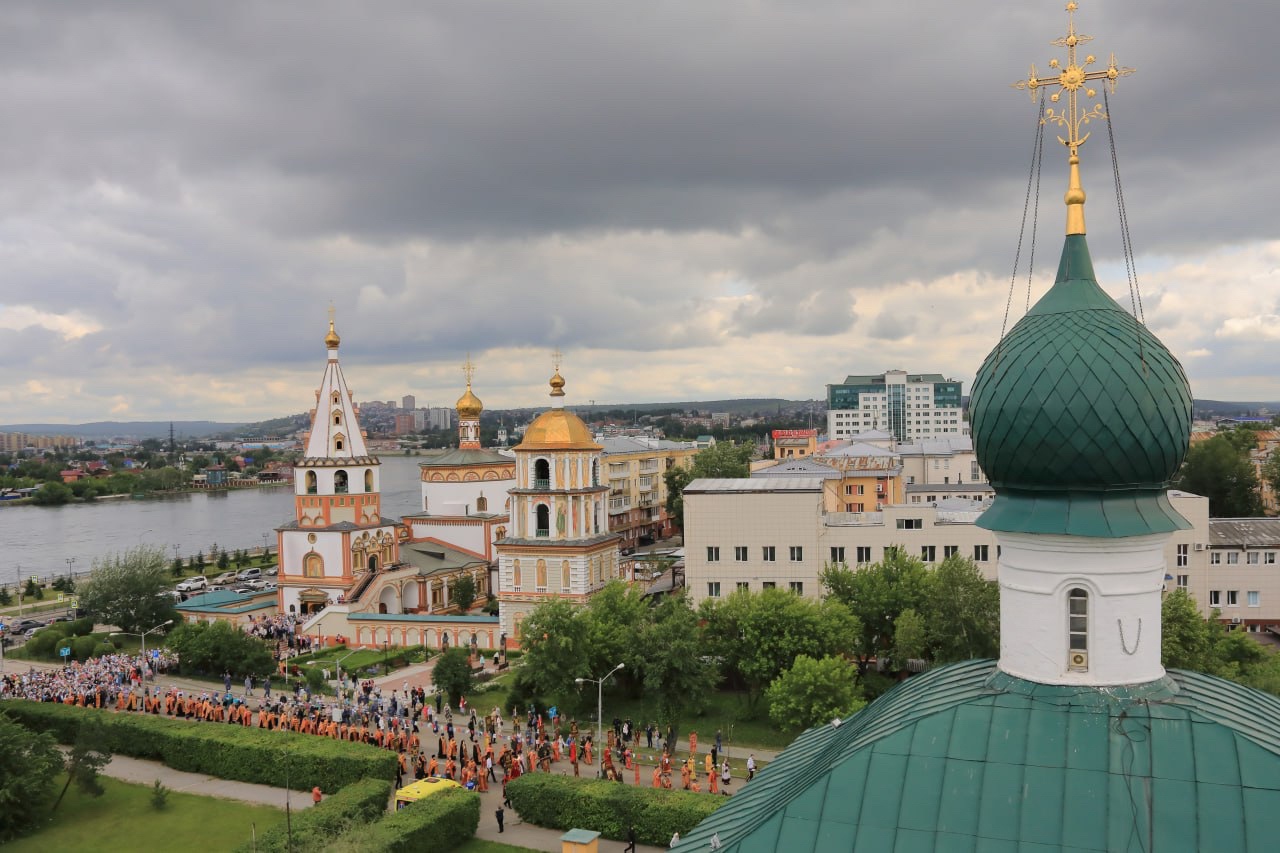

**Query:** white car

left=237, top=568, right=262, bottom=582
left=176, top=576, right=208, bottom=593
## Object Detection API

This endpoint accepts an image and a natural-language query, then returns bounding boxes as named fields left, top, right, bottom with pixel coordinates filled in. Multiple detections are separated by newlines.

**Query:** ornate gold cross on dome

left=1012, top=1, right=1134, bottom=236
left=462, top=353, right=475, bottom=386
left=551, top=348, right=562, bottom=373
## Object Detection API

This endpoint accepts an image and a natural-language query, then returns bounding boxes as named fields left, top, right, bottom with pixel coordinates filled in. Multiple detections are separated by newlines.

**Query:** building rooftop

left=684, top=478, right=825, bottom=494
left=1209, top=518, right=1280, bottom=548
left=895, top=436, right=975, bottom=455
left=598, top=436, right=691, bottom=454
left=417, top=448, right=513, bottom=467
left=398, top=539, right=490, bottom=576
left=681, top=658, right=1280, bottom=852
left=752, top=459, right=841, bottom=480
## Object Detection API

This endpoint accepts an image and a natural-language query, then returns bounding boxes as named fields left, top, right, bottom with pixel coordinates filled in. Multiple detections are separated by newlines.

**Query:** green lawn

left=7, top=777, right=284, bottom=852
left=455, top=841, right=540, bottom=853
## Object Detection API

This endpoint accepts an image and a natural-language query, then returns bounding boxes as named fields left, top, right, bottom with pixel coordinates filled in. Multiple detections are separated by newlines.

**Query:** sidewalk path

left=86, top=751, right=313, bottom=811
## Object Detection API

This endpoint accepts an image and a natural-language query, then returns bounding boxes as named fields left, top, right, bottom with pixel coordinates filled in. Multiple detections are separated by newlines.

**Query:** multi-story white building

left=682, top=478, right=1227, bottom=621
left=826, top=370, right=966, bottom=443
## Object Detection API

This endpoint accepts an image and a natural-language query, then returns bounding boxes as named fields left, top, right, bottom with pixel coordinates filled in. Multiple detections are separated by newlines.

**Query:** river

left=1, top=455, right=425, bottom=584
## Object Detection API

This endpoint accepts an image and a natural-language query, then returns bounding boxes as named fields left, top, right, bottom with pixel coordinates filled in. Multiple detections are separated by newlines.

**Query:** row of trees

left=1162, top=589, right=1280, bottom=692
left=663, top=440, right=755, bottom=529
left=1175, top=426, right=1280, bottom=517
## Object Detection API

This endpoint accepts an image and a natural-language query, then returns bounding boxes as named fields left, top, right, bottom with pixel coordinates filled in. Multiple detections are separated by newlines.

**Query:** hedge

left=506, top=773, right=727, bottom=846
left=2, top=700, right=396, bottom=792
left=237, top=777, right=393, bottom=853
left=330, top=787, right=480, bottom=853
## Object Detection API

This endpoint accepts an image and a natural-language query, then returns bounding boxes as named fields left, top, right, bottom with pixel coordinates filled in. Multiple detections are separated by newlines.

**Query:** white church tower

left=276, top=311, right=402, bottom=616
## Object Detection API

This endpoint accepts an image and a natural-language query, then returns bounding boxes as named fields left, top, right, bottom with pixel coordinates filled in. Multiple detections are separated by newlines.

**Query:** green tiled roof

left=969, top=235, right=1192, bottom=537
left=681, top=659, right=1280, bottom=852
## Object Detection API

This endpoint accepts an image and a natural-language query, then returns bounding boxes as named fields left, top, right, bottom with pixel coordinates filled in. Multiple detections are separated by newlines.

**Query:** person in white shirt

left=746, top=754, right=757, bottom=781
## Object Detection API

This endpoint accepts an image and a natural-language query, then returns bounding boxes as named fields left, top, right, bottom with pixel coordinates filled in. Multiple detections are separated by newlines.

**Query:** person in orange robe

left=652, top=766, right=662, bottom=788
left=710, top=772, right=719, bottom=795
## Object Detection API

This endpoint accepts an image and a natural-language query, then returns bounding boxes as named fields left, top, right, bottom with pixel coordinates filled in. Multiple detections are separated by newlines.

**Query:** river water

left=1, top=455, right=425, bottom=584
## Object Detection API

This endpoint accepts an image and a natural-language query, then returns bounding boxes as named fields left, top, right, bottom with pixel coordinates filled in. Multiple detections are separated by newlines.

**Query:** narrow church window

left=364, top=469, right=373, bottom=492
left=536, top=504, right=550, bottom=537
left=534, top=458, right=551, bottom=489
left=561, top=559, right=571, bottom=592
left=305, top=471, right=317, bottom=495
left=1068, top=588, right=1089, bottom=671
left=334, top=470, right=349, bottom=494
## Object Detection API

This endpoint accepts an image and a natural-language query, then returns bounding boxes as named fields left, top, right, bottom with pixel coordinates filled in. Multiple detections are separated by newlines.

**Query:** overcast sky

left=2, top=0, right=1278, bottom=423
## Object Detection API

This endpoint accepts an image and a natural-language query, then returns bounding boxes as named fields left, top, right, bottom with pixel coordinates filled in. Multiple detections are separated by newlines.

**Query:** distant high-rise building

left=826, top=369, right=965, bottom=443
left=402, top=394, right=416, bottom=411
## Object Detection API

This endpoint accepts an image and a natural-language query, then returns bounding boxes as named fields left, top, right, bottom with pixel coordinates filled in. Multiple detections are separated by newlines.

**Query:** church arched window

left=592, top=460, right=599, bottom=486
left=536, top=504, right=550, bottom=537
left=534, top=458, right=550, bottom=489
left=1068, top=588, right=1089, bottom=671
left=334, top=470, right=349, bottom=493
left=304, top=553, right=324, bottom=578
left=305, top=471, right=317, bottom=495
left=561, top=559, right=571, bottom=592
left=333, top=410, right=342, bottom=426
left=332, top=392, right=341, bottom=405
left=364, top=469, right=374, bottom=492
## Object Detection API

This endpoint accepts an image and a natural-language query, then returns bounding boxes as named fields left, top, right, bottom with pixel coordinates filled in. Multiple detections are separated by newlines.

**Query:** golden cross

left=551, top=348, right=562, bottom=372
left=327, top=302, right=336, bottom=327
left=1012, top=2, right=1134, bottom=156
left=462, top=353, right=475, bottom=386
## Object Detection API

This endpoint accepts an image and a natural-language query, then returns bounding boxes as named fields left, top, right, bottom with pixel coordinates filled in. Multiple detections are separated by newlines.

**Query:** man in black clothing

left=625, top=825, right=637, bottom=852
left=495, top=805, right=505, bottom=833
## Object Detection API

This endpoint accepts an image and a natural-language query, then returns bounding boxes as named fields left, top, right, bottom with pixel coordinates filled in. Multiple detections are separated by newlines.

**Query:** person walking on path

left=311, top=786, right=322, bottom=805
left=244, top=675, right=253, bottom=696
left=625, top=825, right=637, bottom=852
left=495, top=805, right=505, bottom=833
left=747, top=754, right=757, bottom=782
left=721, top=759, right=732, bottom=789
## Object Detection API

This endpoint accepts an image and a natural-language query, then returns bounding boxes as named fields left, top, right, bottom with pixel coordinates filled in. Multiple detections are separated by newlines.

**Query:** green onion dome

left=969, top=235, right=1192, bottom=537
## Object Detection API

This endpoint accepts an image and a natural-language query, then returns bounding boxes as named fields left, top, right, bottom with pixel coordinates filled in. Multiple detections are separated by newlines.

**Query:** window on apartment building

left=762, top=546, right=776, bottom=562
left=789, top=546, right=804, bottom=561
left=907, top=476, right=916, bottom=485
left=844, top=484, right=853, bottom=495
left=830, top=546, right=846, bottom=564
left=1210, top=552, right=1221, bottom=565
left=706, top=547, right=720, bottom=562
left=1209, top=590, right=1221, bottom=606
left=920, top=545, right=936, bottom=562
left=974, top=545, right=989, bottom=562
left=896, top=518, right=923, bottom=530
left=857, top=484, right=865, bottom=495
left=944, top=545, right=959, bottom=558
left=856, top=546, right=872, bottom=564
left=845, top=503, right=854, bottom=512
left=734, top=546, right=748, bottom=562
left=1227, top=590, right=1239, bottom=606
left=1227, top=552, right=1240, bottom=565
left=789, top=582, right=804, bottom=595
left=762, top=581, right=776, bottom=590
left=1177, top=544, right=1188, bottom=567
left=971, top=462, right=980, bottom=480
left=1248, top=591, right=1260, bottom=607
left=1269, top=552, right=1278, bottom=564
left=736, top=582, right=749, bottom=592
left=1248, top=551, right=1260, bottom=564
left=707, top=582, right=721, bottom=598
left=1176, top=574, right=1189, bottom=588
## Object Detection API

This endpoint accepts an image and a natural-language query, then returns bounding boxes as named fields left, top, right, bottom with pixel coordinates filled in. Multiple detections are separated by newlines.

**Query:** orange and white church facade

left=273, top=318, right=621, bottom=651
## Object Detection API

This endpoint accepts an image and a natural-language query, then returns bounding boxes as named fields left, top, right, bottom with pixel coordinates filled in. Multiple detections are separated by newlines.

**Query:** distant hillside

left=0, top=421, right=247, bottom=440
left=1193, top=400, right=1280, bottom=418
left=496, top=398, right=817, bottom=417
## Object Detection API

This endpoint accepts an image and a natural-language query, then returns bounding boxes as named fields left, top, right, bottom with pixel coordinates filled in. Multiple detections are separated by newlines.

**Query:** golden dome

left=518, top=409, right=599, bottom=450
left=456, top=384, right=484, bottom=419
left=549, top=370, right=566, bottom=397
left=324, top=318, right=341, bottom=349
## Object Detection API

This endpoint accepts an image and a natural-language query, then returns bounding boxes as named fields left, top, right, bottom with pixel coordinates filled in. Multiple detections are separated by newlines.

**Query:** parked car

left=176, top=575, right=208, bottom=593
left=245, top=579, right=269, bottom=591
left=237, top=568, right=262, bottom=582
left=230, top=585, right=254, bottom=595
left=263, top=581, right=278, bottom=591
left=12, top=618, right=45, bottom=632
left=264, top=564, right=279, bottom=576
left=212, top=572, right=238, bottom=586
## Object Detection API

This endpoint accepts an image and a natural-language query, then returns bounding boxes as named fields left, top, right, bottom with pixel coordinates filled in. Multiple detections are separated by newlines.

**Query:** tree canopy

left=766, top=655, right=864, bottom=730
left=77, top=546, right=178, bottom=634
left=664, top=441, right=756, bottom=530
left=0, top=712, right=62, bottom=842
left=166, top=620, right=274, bottom=677
left=432, top=647, right=474, bottom=705
left=1175, top=434, right=1263, bottom=517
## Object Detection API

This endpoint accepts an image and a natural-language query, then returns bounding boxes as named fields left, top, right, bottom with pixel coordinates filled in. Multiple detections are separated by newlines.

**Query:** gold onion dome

left=549, top=370, right=566, bottom=397
left=324, top=319, right=340, bottom=349
left=456, top=384, right=484, bottom=419
left=519, top=409, right=598, bottom=450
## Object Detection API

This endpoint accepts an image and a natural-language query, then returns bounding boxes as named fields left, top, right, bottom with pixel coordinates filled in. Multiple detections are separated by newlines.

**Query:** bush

left=70, top=616, right=96, bottom=636
left=505, top=773, right=726, bottom=846
left=335, top=787, right=479, bottom=853
left=238, top=777, right=393, bottom=853
left=151, top=779, right=170, bottom=811
left=2, top=700, right=396, bottom=792
left=166, top=620, right=274, bottom=678
left=71, top=635, right=101, bottom=661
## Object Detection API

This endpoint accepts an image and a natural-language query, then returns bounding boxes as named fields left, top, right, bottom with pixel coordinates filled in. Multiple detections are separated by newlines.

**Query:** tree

left=166, top=620, right=273, bottom=677
left=1262, top=446, right=1280, bottom=507
left=889, top=608, right=927, bottom=670
left=77, top=546, right=177, bottom=634
left=821, top=548, right=930, bottom=676
left=216, top=550, right=230, bottom=570
left=54, top=718, right=110, bottom=810
left=1175, top=435, right=1263, bottom=517
left=0, top=587, right=10, bottom=606
left=518, top=599, right=591, bottom=708
left=23, top=578, right=43, bottom=601
left=30, top=481, right=73, bottom=505
left=451, top=574, right=477, bottom=613
left=171, top=557, right=184, bottom=577
left=0, top=713, right=62, bottom=841
left=433, top=647, right=474, bottom=705
left=665, top=441, right=757, bottom=530
left=640, top=592, right=714, bottom=739
left=924, top=554, right=1000, bottom=663
left=1161, top=588, right=1218, bottom=672
left=766, top=655, right=864, bottom=731
left=581, top=581, right=652, bottom=692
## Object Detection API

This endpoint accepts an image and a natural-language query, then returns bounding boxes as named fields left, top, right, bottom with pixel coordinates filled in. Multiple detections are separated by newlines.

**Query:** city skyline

left=2, top=1, right=1277, bottom=422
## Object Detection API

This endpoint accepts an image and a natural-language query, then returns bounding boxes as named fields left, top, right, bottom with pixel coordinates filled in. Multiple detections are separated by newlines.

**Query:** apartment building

left=599, top=436, right=698, bottom=549
left=1202, top=518, right=1280, bottom=631
left=826, top=370, right=965, bottom=443
left=683, top=479, right=1227, bottom=622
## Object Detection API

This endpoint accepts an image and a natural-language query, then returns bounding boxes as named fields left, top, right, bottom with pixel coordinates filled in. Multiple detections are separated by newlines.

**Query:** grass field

left=455, top=840, right=540, bottom=852
left=7, top=777, right=284, bottom=852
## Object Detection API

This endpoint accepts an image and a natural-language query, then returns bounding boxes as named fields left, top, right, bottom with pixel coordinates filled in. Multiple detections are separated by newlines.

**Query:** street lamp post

left=576, top=662, right=625, bottom=779
left=111, top=619, right=174, bottom=669
left=64, top=557, right=75, bottom=584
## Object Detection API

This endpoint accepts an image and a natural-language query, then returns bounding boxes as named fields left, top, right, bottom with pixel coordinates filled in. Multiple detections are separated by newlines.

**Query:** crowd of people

left=1, top=653, right=751, bottom=799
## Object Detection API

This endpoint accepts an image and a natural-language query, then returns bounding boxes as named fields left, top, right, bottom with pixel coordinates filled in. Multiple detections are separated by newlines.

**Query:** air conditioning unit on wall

left=1194, top=544, right=1204, bottom=551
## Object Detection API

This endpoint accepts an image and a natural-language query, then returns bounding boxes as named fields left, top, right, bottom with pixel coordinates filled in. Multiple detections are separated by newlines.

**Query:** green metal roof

left=417, top=448, right=512, bottom=467
left=969, top=235, right=1192, bottom=537
left=680, top=659, right=1280, bottom=852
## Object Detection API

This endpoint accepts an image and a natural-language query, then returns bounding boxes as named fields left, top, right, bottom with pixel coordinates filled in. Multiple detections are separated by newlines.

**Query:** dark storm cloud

left=0, top=0, right=1277, bottom=417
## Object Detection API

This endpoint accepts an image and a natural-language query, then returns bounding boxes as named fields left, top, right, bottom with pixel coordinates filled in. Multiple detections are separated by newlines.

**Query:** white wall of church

left=421, top=478, right=512, bottom=516
left=281, top=532, right=348, bottom=579
left=406, top=519, right=491, bottom=558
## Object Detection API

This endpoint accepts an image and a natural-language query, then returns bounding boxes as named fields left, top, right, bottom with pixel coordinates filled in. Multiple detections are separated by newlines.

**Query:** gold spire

left=549, top=349, right=565, bottom=398
left=324, top=304, right=341, bottom=349
left=456, top=353, right=483, bottom=419
left=1013, top=2, right=1134, bottom=235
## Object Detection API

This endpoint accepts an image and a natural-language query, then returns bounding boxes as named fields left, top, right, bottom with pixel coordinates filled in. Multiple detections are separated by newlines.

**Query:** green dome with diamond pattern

left=969, top=234, right=1192, bottom=537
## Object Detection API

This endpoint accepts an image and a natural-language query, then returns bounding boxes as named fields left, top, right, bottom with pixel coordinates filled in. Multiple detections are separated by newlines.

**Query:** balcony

left=532, top=478, right=550, bottom=490
left=535, top=528, right=550, bottom=538
left=638, top=476, right=655, bottom=489
left=639, top=460, right=660, bottom=473
left=609, top=467, right=629, bottom=480
left=609, top=496, right=632, bottom=516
